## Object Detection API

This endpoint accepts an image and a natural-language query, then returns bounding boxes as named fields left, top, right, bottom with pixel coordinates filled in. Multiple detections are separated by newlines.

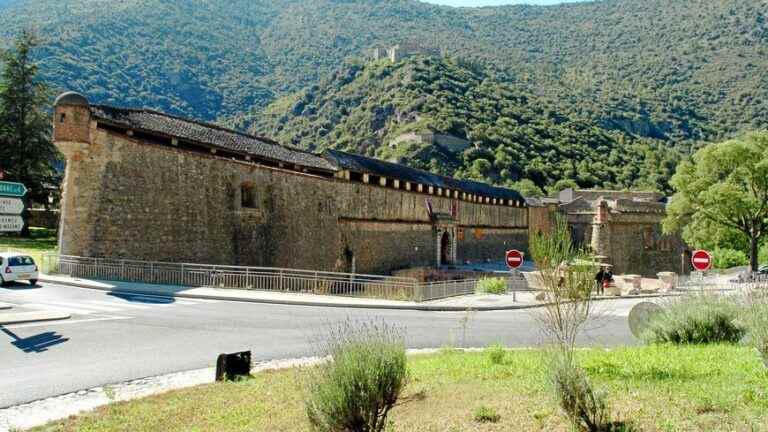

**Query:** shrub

left=530, top=215, right=597, bottom=353
left=551, top=355, right=611, bottom=432
left=745, top=293, right=768, bottom=367
left=305, top=320, right=408, bottom=432
left=485, top=343, right=506, bottom=365
left=712, top=248, right=748, bottom=269
left=472, top=406, right=501, bottom=423
left=476, top=277, right=507, bottom=295
left=642, top=295, right=746, bottom=345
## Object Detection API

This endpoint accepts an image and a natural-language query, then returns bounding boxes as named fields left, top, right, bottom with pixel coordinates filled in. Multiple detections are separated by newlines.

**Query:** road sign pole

left=505, top=250, right=524, bottom=301
left=511, top=269, right=518, bottom=303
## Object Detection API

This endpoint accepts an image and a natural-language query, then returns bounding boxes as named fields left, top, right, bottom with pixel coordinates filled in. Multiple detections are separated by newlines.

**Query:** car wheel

left=29, top=279, right=38, bottom=286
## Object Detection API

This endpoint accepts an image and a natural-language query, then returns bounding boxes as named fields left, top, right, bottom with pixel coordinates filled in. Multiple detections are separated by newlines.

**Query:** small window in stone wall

left=59, top=113, right=66, bottom=123
left=643, top=227, right=655, bottom=250
left=241, top=184, right=257, bottom=208
left=659, top=236, right=672, bottom=252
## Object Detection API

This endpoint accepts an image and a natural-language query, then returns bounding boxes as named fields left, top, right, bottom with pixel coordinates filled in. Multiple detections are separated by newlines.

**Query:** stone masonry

left=53, top=93, right=528, bottom=275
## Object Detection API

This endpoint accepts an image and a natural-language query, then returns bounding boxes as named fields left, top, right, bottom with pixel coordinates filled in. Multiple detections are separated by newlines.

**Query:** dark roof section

left=322, top=149, right=525, bottom=203
left=90, top=105, right=337, bottom=172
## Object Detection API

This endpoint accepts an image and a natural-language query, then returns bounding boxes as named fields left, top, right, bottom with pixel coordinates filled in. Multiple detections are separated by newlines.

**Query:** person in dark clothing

left=605, top=270, right=614, bottom=282
left=594, top=267, right=606, bottom=295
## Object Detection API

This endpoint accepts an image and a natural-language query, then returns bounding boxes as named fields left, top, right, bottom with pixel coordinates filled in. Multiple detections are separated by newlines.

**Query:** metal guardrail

left=41, top=254, right=531, bottom=302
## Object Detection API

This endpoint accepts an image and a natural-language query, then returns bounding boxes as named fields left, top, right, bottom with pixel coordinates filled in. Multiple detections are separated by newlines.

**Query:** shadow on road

left=1, top=327, right=70, bottom=353
left=0, top=281, right=41, bottom=290
left=107, top=292, right=175, bottom=304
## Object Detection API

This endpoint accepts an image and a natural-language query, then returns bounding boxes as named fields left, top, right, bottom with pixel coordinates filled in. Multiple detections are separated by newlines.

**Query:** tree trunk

left=750, top=234, right=759, bottom=273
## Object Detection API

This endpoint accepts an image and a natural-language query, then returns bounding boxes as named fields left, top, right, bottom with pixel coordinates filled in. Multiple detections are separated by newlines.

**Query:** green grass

left=476, top=277, right=507, bottom=295
left=31, top=345, right=768, bottom=432
left=0, top=227, right=57, bottom=264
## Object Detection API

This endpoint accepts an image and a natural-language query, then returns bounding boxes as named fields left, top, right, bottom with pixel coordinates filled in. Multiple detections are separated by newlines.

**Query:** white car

left=0, top=252, right=39, bottom=286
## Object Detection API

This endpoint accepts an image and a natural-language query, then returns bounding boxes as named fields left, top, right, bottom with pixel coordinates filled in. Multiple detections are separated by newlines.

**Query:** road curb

left=39, top=276, right=542, bottom=311
left=40, top=276, right=681, bottom=312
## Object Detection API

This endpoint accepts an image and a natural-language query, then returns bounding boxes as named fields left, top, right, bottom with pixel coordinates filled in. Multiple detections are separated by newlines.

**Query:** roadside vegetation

left=475, top=277, right=507, bottom=295
left=31, top=346, right=768, bottom=432
left=0, top=227, right=57, bottom=264
left=304, top=320, right=407, bottom=432
left=529, top=215, right=619, bottom=431
left=637, top=292, right=768, bottom=368
left=642, top=295, right=746, bottom=345
left=664, top=131, right=768, bottom=272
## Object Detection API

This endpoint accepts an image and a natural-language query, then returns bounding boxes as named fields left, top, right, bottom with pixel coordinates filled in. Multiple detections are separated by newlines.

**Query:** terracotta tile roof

left=90, top=105, right=337, bottom=172
left=87, top=103, right=524, bottom=202
left=322, top=149, right=525, bottom=203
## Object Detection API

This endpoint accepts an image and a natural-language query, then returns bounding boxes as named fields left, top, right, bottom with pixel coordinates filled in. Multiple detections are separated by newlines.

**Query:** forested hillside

left=0, top=0, right=765, bottom=143
left=254, top=56, right=679, bottom=194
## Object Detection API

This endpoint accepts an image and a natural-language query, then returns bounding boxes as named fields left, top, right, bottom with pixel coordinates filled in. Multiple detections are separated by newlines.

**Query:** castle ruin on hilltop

left=369, top=42, right=441, bottom=63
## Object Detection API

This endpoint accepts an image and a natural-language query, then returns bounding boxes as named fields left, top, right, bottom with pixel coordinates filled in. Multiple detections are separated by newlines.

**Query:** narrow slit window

left=241, top=184, right=257, bottom=208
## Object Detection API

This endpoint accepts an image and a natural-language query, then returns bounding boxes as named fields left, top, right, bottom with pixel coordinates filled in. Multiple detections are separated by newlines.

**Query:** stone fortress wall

left=54, top=93, right=683, bottom=278
left=53, top=97, right=527, bottom=275
left=554, top=190, right=687, bottom=277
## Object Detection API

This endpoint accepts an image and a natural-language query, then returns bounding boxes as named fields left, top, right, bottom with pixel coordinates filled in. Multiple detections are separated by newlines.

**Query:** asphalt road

left=0, top=281, right=643, bottom=408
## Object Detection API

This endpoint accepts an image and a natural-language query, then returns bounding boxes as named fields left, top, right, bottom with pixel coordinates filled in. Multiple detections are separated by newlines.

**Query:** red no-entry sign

left=506, top=249, right=524, bottom=270
left=691, top=250, right=713, bottom=272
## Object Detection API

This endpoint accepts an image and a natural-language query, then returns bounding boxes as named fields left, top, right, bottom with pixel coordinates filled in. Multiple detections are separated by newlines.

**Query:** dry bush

left=744, top=290, right=768, bottom=367
left=305, top=319, right=408, bottom=432
left=642, top=294, right=745, bottom=345
left=530, top=215, right=599, bottom=357
left=531, top=216, right=619, bottom=430
left=550, top=354, right=611, bottom=432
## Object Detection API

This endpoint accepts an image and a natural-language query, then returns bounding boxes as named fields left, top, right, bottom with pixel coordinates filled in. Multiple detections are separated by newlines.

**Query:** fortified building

left=53, top=92, right=528, bottom=275
left=528, top=189, right=688, bottom=276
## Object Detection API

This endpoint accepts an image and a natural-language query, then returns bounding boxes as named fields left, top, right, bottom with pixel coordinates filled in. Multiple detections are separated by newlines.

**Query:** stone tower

left=54, top=92, right=91, bottom=144
left=53, top=92, right=94, bottom=257
left=590, top=199, right=611, bottom=260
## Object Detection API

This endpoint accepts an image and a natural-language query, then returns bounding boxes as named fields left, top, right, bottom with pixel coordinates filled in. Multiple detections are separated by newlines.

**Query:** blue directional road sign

left=0, top=181, right=27, bottom=198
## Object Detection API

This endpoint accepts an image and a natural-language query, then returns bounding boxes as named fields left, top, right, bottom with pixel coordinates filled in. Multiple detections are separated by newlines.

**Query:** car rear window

left=8, top=256, right=35, bottom=266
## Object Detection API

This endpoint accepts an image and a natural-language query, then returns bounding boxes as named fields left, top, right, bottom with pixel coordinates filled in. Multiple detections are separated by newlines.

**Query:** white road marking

left=43, top=301, right=122, bottom=313
left=14, top=295, right=215, bottom=318
left=22, top=303, right=98, bottom=315
left=2, top=315, right=132, bottom=329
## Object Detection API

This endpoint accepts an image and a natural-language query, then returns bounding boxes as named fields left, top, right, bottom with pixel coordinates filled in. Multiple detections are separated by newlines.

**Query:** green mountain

left=252, top=56, right=678, bottom=193
left=0, top=0, right=765, bottom=143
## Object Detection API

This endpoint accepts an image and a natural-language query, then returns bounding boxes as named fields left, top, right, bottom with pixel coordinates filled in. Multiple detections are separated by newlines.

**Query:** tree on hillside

left=664, top=132, right=768, bottom=272
left=0, top=30, right=58, bottom=214
left=507, top=179, right=544, bottom=198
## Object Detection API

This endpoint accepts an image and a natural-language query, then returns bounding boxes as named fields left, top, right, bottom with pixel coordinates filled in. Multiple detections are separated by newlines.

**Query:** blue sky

left=421, top=0, right=589, bottom=6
